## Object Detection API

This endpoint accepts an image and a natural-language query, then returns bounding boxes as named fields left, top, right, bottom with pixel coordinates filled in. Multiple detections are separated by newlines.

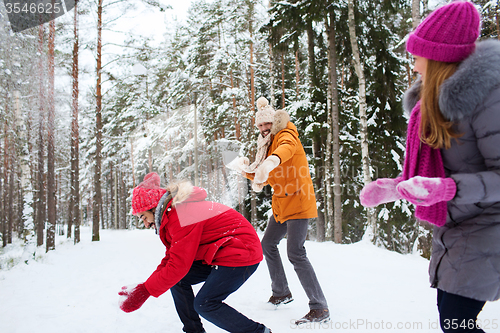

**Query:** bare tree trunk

left=306, top=21, right=318, bottom=87
left=130, top=138, right=136, bottom=187
left=313, top=138, right=325, bottom=242
left=2, top=122, right=7, bottom=248
left=249, top=2, right=255, bottom=115
left=497, top=0, right=499, bottom=40
left=248, top=0, right=257, bottom=225
left=408, top=0, right=421, bottom=87
left=347, top=0, right=376, bottom=233
left=422, top=0, right=429, bottom=14
left=37, top=23, right=46, bottom=248
left=231, top=71, right=240, bottom=140
left=0, top=134, right=3, bottom=247
left=281, top=53, right=285, bottom=109
left=46, top=14, right=56, bottom=252
left=412, top=0, right=421, bottom=29
left=326, top=11, right=342, bottom=244
left=3, top=120, right=10, bottom=247
left=113, top=165, right=118, bottom=229
left=269, top=42, right=275, bottom=106
left=120, top=172, right=127, bottom=229
left=8, top=157, right=14, bottom=244
left=93, top=0, right=103, bottom=242
left=294, top=49, right=300, bottom=99
left=70, top=1, right=80, bottom=242
left=20, top=88, right=36, bottom=263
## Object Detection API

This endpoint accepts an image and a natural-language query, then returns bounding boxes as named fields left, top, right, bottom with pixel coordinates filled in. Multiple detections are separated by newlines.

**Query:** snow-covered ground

left=1, top=226, right=499, bottom=333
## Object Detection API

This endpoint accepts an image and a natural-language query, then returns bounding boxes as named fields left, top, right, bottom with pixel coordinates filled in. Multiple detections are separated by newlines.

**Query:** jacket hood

left=271, top=109, right=291, bottom=135
left=169, top=181, right=207, bottom=207
left=403, top=39, right=500, bottom=121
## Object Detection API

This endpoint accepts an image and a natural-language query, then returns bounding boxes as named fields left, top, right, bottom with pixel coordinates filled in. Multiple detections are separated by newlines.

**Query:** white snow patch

left=0, top=226, right=499, bottom=332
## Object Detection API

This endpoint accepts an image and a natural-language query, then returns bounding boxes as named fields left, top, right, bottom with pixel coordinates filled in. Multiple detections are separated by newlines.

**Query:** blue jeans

left=170, top=261, right=265, bottom=333
left=437, top=289, right=486, bottom=333
left=261, top=216, right=328, bottom=310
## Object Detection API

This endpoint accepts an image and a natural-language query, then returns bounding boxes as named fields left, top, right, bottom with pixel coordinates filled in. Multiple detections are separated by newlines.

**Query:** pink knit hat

left=406, top=1, right=480, bottom=63
left=131, top=172, right=167, bottom=215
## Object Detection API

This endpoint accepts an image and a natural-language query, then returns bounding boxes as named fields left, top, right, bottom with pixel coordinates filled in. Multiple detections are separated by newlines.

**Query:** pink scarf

left=402, top=101, right=448, bottom=226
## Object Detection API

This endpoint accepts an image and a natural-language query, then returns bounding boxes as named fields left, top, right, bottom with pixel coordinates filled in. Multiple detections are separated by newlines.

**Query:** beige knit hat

left=255, top=97, right=275, bottom=126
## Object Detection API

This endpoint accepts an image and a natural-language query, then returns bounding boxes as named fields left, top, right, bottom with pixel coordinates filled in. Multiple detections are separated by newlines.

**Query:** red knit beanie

left=131, top=172, right=167, bottom=215
left=406, top=1, right=480, bottom=63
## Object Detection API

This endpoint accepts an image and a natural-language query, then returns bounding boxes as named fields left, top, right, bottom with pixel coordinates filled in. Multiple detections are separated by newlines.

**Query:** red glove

left=118, top=283, right=150, bottom=313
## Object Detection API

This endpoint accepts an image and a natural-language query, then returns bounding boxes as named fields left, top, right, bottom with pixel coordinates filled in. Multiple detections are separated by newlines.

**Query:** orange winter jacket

left=248, top=120, right=318, bottom=223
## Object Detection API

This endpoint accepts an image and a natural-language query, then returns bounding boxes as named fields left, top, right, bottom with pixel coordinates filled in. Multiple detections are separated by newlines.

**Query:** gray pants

left=261, top=216, right=328, bottom=310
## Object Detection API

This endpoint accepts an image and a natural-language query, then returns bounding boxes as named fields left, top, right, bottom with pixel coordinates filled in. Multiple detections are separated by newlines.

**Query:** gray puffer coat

left=404, top=39, right=500, bottom=302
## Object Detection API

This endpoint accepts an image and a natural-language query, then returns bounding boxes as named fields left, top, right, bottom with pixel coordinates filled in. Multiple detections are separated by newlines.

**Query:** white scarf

left=247, top=133, right=272, bottom=172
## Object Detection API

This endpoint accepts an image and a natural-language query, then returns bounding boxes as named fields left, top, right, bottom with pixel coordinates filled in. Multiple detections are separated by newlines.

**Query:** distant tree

left=36, top=24, right=46, bottom=247
left=70, top=0, right=81, bottom=244
left=46, top=15, right=56, bottom=252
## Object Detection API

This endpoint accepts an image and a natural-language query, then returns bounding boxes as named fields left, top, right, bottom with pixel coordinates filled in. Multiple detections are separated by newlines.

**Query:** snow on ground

left=1, top=226, right=499, bottom=333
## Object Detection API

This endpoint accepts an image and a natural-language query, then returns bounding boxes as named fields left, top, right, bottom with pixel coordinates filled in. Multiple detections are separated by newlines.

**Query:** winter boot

left=295, top=308, right=330, bottom=325
left=267, top=293, right=293, bottom=306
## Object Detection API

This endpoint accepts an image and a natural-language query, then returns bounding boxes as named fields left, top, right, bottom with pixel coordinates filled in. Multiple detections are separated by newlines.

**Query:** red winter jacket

left=144, top=186, right=263, bottom=297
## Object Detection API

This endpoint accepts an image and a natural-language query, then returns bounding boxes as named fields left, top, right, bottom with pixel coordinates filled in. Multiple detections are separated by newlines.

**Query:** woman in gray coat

left=360, top=2, right=500, bottom=332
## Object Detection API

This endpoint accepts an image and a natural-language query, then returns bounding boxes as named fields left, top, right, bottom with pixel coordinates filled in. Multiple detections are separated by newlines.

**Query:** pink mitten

left=118, top=283, right=150, bottom=313
left=396, top=176, right=456, bottom=206
left=360, top=177, right=403, bottom=207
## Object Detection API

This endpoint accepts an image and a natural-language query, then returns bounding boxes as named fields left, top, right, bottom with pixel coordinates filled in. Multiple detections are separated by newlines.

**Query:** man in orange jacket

left=241, top=97, right=329, bottom=325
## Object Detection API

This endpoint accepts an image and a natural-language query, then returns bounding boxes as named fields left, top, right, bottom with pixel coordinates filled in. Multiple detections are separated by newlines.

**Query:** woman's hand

left=397, top=176, right=456, bottom=206
left=360, top=177, right=403, bottom=207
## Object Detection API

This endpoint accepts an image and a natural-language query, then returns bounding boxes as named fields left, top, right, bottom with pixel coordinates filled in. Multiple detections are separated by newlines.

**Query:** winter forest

left=0, top=0, right=499, bottom=268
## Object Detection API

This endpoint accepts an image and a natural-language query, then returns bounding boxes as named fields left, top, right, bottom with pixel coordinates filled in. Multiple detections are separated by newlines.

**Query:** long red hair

left=420, top=59, right=461, bottom=149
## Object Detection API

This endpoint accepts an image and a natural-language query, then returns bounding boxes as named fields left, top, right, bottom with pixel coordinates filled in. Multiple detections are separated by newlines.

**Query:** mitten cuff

left=442, top=177, right=457, bottom=202
left=142, top=283, right=153, bottom=296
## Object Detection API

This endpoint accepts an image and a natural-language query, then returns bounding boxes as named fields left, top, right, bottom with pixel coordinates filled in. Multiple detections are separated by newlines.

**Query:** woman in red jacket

left=118, top=173, right=270, bottom=333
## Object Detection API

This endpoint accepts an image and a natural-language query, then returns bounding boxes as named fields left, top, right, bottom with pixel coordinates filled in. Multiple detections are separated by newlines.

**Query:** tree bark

left=412, top=0, right=421, bottom=30
left=8, top=156, right=14, bottom=244
left=46, top=13, right=56, bottom=252
left=21, top=89, right=36, bottom=263
left=281, top=53, right=285, bottom=109
left=294, top=49, right=300, bottom=99
left=497, top=0, right=499, bottom=40
left=347, top=0, right=376, bottom=233
left=326, top=11, right=342, bottom=244
left=269, top=42, right=275, bottom=106
left=422, top=0, right=429, bottom=14
left=37, top=24, right=46, bottom=248
left=93, top=0, right=104, bottom=242
left=72, top=0, right=81, bottom=242
left=313, top=138, right=325, bottom=242
left=70, top=1, right=80, bottom=241
left=3, top=121, right=9, bottom=248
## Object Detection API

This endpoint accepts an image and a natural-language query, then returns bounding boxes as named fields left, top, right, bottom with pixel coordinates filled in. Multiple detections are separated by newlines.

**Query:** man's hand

left=254, top=155, right=280, bottom=184
left=226, top=156, right=250, bottom=173
left=252, top=181, right=265, bottom=192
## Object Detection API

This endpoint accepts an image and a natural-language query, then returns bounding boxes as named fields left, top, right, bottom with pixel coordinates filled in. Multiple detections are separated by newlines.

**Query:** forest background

left=0, top=0, right=499, bottom=267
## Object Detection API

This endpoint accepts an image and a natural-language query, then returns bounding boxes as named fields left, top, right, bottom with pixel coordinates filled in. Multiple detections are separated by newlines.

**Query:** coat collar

left=271, top=109, right=291, bottom=135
